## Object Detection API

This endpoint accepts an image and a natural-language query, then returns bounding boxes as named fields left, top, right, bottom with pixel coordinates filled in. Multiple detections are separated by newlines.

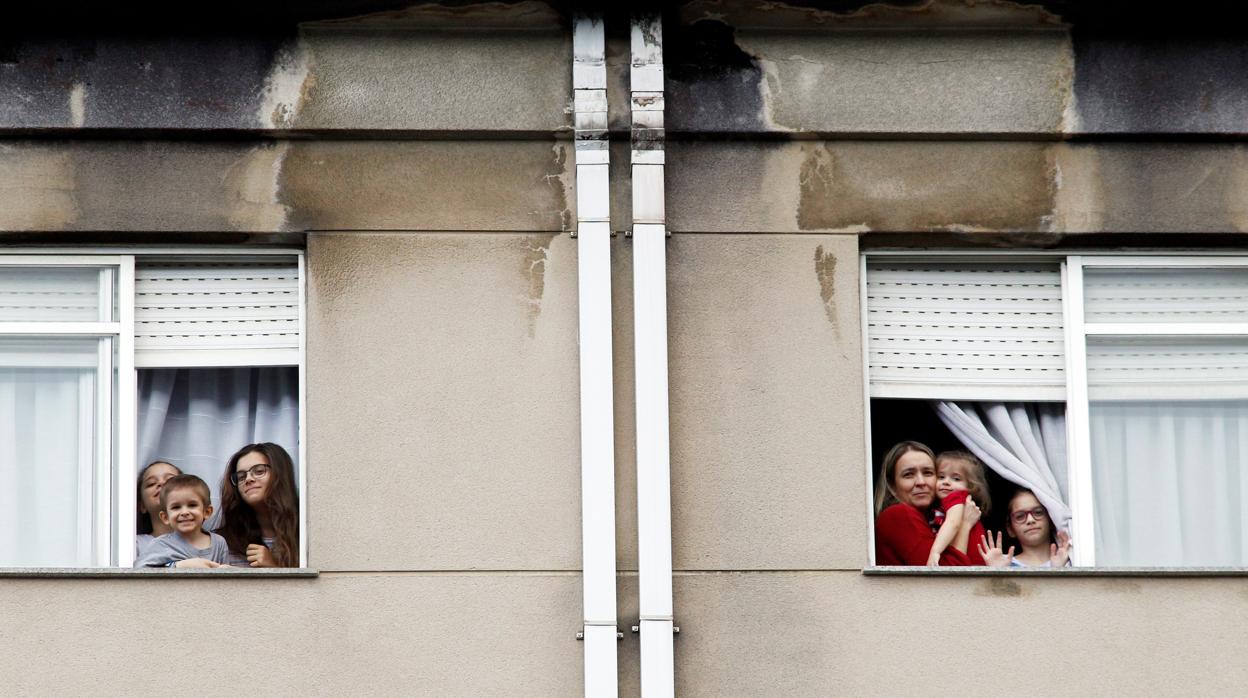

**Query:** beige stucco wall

left=6, top=232, right=1246, bottom=698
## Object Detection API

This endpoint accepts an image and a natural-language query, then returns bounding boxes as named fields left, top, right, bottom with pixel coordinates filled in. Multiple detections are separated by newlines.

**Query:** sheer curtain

left=0, top=366, right=94, bottom=566
left=932, top=401, right=1071, bottom=533
left=1081, top=267, right=1248, bottom=565
left=1089, top=400, right=1248, bottom=566
left=137, top=367, right=299, bottom=512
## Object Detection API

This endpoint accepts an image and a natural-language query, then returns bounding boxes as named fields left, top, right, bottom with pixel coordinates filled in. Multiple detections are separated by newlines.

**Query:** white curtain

left=932, top=401, right=1072, bottom=533
left=0, top=367, right=94, bottom=566
left=1090, top=400, right=1248, bottom=566
left=137, top=367, right=299, bottom=513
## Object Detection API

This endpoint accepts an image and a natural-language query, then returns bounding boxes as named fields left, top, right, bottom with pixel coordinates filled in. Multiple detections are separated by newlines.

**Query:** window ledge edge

left=864, top=565, right=1248, bottom=577
left=0, top=567, right=319, bottom=579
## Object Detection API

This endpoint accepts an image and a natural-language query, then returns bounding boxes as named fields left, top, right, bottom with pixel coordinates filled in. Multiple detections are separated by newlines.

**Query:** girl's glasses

left=231, top=463, right=270, bottom=486
left=1010, top=507, right=1048, bottom=524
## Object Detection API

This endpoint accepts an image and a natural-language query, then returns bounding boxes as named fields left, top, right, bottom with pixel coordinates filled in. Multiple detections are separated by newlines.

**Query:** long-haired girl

left=216, top=443, right=300, bottom=567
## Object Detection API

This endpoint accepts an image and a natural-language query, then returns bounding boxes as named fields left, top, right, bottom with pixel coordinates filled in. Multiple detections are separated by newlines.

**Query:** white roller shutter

left=1082, top=264, right=1248, bottom=400
left=134, top=257, right=300, bottom=368
left=0, top=266, right=103, bottom=321
left=866, top=260, right=1066, bottom=401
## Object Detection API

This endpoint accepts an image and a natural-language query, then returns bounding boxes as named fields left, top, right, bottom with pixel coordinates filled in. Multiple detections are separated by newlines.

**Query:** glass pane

left=1084, top=267, right=1248, bottom=324
left=1088, top=336, right=1248, bottom=566
left=0, top=337, right=101, bottom=566
left=0, top=266, right=107, bottom=322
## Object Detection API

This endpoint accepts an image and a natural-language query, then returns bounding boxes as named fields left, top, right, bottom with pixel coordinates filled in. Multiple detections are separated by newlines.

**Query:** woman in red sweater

left=874, top=441, right=981, bottom=566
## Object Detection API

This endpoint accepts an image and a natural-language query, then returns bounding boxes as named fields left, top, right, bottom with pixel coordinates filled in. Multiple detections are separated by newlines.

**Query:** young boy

left=134, top=474, right=231, bottom=568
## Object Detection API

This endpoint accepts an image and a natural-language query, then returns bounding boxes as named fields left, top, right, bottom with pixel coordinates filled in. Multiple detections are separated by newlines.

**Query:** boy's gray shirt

left=135, top=531, right=231, bottom=568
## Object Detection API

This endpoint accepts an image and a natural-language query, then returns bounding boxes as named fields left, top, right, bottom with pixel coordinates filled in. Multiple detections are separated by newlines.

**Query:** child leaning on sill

left=134, top=474, right=231, bottom=569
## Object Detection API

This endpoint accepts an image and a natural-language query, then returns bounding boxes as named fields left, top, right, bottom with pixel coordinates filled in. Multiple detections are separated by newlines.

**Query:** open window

left=0, top=251, right=304, bottom=568
left=865, top=253, right=1248, bottom=567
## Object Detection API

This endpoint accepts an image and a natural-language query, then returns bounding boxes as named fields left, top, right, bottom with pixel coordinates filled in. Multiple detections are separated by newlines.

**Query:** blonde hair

left=935, top=450, right=992, bottom=516
left=875, top=441, right=935, bottom=515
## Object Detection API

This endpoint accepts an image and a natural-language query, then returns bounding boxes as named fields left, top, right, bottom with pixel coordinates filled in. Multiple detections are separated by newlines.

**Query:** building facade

left=2, top=1, right=1247, bottom=695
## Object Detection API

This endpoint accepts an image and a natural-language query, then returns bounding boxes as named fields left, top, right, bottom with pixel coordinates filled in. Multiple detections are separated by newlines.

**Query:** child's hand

left=978, top=531, right=1014, bottom=568
left=1049, top=530, right=1072, bottom=567
left=926, top=553, right=940, bottom=567
left=962, top=498, right=982, bottom=527
left=174, top=558, right=222, bottom=569
left=247, top=544, right=276, bottom=568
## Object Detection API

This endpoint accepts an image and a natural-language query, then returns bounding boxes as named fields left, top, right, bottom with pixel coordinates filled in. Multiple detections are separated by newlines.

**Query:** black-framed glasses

left=1010, top=507, right=1048, bottom=524
left=231, top=463, right=270, bottom=486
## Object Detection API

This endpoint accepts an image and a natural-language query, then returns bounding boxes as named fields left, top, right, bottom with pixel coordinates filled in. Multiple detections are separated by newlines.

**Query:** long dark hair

left=216, top=443, right=300, bottom=567
left=137, top=460, right=182, bottom=535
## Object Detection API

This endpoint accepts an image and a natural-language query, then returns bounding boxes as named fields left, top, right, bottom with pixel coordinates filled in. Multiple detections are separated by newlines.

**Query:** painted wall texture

left=2, top=1, right=1248, bottom=696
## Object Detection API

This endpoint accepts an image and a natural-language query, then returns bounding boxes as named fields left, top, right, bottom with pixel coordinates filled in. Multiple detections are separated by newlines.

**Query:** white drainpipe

left=573, top=13, right=620, bottom=698
left=630, top=13, right=676, bottom=697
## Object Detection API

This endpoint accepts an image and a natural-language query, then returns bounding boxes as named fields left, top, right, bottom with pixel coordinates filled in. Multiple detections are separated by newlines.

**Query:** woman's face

left=235, top=451, right=273, bottom=506
left=1007, top=492, right=1052, bottom=547
left=892, top=450, right=937, bottom=509
left=140, top=462, right=180, bottom=515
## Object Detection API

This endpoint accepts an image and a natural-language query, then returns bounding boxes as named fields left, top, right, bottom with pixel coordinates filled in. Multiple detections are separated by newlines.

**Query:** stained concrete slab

left=291, top=27, right=571, bottom=132
left=668, top=140, right=1058, bottom=233
left=0, top=139, right=572, bottom=233
left=0, top=34, right=292, bottom=130
left=279, top=140, right=573, bottom=232
left=1053, top=143, right=1248, bottom=233
left=0, top=15, right=570, bottom=133
left=665, top=16, right=1073, bottom=135
left=1072, top=36, right=1248, bottom=135
left=670, top=140, right=1248, bottom=236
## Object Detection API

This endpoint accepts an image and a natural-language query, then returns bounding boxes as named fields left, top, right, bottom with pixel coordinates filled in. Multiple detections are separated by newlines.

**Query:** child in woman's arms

left=927, top=451, right=990, bottom=566
left=135, top=474, right=231, bottom=568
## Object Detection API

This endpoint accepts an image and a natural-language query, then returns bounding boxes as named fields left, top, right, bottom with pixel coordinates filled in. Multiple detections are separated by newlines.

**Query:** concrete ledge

left=865, top=566, right=1248, bottom=577
left=0, top=567, right=319, bottom=578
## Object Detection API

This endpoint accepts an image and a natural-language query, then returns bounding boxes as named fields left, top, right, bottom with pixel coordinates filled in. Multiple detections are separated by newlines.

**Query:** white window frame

left=863, top=249, right=1248, bottom=568
left=0, top=247, right=306, bottom=569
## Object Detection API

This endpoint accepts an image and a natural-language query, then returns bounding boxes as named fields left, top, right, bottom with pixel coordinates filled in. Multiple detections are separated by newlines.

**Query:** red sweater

left=932, top=491, right=986, bottom=565
left=875, top=503, right=973, bottom=566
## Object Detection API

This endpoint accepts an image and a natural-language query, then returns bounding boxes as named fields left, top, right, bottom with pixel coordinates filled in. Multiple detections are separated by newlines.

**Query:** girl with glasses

left=978, top=488, right=1072, bottom=568
left=216, top=442, right=300, bottom=568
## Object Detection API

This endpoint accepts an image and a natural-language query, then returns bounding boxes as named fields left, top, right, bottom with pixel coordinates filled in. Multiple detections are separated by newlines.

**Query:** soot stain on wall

left=665, top=19, right=766, bottom=133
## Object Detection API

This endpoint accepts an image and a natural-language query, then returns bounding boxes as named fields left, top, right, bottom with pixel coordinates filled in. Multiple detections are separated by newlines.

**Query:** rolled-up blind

left=134, top=257, right=300, bottom=367
left=1083, top=266, right=1248, bottom=400
left=1087, top=336, right=1248, bottom=401
left=0, top=266, right=103, bottom=322
left=866, top=260, right=1066, bottom=401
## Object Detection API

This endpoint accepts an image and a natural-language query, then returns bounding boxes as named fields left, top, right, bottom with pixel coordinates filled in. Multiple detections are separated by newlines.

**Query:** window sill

left=865, top=566, right=1248, bottom=577
left=0, top=567, right=319, bottom=578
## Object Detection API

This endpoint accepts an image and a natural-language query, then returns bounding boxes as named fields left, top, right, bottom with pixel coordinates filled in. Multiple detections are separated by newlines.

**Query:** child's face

left=140, top=463, right=179, bottom=515
left=158, top=488, right=212, bottom=536
left=1007, top=491, right=1051, bottom=546
left=936, top=461, right=970, bottom=499
left=235, top=451, right=273, bottom=506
